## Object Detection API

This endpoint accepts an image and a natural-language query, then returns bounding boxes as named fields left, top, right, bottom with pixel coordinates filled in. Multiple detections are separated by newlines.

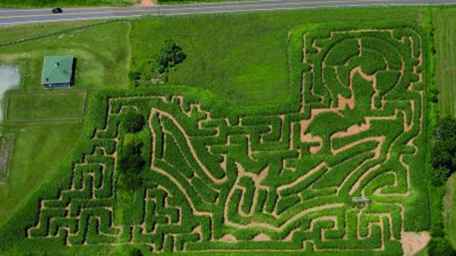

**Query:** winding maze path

left=27, top=26, right=425, bottom=253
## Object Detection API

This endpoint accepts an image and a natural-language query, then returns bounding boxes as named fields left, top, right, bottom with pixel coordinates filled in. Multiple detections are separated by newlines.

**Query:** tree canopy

left=432, top=117, right=456, bottom=185
left=157, top=40, right=187, bottom=74
left=123, top=111, right=145, bottom=133
left=119, top=141, right=146, bottom=190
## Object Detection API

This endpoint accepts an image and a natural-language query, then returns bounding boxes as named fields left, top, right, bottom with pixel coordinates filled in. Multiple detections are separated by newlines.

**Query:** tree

left=432, top=117, right=456, bottom=179
left=157, top=40, right=186, bottom=74
left=119, top=142, right=146, bottom=191
left=431, top=168, right=452, bottom=186
left=128, top=71, right=142, bottom=86
left=123, top=111, right=145, bottom=133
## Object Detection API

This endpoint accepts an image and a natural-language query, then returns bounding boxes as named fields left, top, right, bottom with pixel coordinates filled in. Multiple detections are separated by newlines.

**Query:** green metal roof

left=41, top=56, right=74, bottom=85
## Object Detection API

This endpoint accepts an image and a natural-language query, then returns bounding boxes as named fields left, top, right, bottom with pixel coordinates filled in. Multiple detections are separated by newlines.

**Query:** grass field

left=433, top=8, right=456, bottom=117
left=5, top=90, right=87, bottom=122
left=0, top=123, right=82, bottom=227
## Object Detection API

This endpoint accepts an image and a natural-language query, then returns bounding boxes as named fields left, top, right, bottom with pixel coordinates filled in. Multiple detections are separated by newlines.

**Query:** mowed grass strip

left=433, top=8, right=456, bottom=117
left=5, top=90, right=86, bottom=122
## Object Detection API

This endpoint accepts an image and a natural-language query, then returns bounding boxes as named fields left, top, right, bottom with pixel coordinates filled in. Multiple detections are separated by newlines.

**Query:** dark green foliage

left=119, top=141, right=146, bottom=190
left=128, top=71, right=142, bottom=86
left=430, top=88, right=440, bottom=103
left=122, top=111, right=146, bottom=133
left=428, top=237, right=456, bottom=256
left=432, top=118, right=456, bottom=172
left=129, top=40, right=186, bottom=86
left=130, top=248, right=143, bottom=256
left=157, top=40, right=187, bottom=74
left=431, top=168, right=451, bottom=186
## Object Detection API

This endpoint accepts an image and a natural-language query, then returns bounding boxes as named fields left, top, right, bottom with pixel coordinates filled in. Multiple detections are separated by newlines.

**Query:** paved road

left=0, top=0, right=455, bottom=26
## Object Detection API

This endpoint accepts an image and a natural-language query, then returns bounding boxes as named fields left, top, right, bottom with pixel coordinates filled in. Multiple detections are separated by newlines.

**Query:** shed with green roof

left=41, top=56, right=74, bottom=88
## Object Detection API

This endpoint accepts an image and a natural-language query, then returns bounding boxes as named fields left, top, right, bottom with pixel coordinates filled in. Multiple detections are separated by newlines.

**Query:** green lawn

left=0, top=123, right=82, bottom=227
left=0, top=21, right=131, bottom=91
left=0, top=21, right=96, bottom=46
left=5, top=90, right=86, bottom=122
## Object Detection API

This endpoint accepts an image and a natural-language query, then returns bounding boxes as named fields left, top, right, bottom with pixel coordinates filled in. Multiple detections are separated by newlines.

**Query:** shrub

left=123, top=111, right=145, bottom=133
left=432, top=117, right=456, bottom=176
left=157, top=40, right=187, bottom=74
left=130, top=248, right=143, bottom=256
left=431, top=168, right=451, bottom=186
left=119, top=142, right=146, bottom=190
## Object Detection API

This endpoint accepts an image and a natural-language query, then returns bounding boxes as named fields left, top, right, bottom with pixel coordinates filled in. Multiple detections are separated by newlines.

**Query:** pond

left=0, top=65, right=20, bottom=121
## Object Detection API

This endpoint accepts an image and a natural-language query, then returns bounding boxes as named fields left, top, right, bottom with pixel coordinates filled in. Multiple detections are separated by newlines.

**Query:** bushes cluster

left=129, top=40, right=187, bottom=86
left=428, top=237, right=456, bottom=256
left=432, top=118, right=456, bottom=173
left=429, top=117, right=456, bottom=255
left=122, top=111, right=145, bottom=133
left=119, top=141, right=146, bottom=191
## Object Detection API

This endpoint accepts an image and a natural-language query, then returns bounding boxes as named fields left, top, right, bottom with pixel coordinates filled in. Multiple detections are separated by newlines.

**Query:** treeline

left=429, top=117, right=456, bottom=256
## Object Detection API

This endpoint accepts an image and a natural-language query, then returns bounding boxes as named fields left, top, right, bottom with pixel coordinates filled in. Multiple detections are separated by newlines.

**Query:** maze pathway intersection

left=27, top=25, right=426, bottom=254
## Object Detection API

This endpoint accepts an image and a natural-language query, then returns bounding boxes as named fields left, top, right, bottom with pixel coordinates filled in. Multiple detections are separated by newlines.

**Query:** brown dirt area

left=139, top=0, right=155, bottom=7
left=401, top=231, right=430, bottom=256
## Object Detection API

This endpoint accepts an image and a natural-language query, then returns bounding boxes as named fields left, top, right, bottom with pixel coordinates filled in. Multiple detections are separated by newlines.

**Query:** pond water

left=0, top=65, right=20, bottom=121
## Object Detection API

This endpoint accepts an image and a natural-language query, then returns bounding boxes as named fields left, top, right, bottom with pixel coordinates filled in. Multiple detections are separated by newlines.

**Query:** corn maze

left=26, top=25, right=427, bottom=254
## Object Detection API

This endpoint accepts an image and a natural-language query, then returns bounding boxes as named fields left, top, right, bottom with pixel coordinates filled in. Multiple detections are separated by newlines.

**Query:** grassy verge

left=0, top=0, right=135, bottom=8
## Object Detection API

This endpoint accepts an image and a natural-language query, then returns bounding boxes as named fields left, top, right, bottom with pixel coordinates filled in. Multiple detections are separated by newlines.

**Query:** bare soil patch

left=401, top=231, right=430, bottom=256
left=140, top=0, right=155, bottom=7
